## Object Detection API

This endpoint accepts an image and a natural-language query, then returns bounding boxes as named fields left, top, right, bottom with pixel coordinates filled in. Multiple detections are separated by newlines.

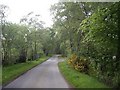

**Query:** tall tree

left=0, top=4, right=9, bottom=65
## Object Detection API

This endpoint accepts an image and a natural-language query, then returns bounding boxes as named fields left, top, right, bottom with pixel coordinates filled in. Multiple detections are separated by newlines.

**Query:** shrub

left=68, top=54, right=89, bottom=73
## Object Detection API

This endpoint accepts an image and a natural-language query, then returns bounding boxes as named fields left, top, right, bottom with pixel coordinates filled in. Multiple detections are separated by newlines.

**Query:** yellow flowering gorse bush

left=68, top=54, right=89, bottom=73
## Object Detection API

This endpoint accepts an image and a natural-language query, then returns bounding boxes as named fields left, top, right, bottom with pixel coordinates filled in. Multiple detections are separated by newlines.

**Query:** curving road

left=4, top=55, right=70, bottom=88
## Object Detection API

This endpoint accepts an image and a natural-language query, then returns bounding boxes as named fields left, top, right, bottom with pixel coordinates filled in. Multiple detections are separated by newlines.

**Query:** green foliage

left=1, top=22, right=53, bottom=66
left=80, top=2, right=119, bottom=87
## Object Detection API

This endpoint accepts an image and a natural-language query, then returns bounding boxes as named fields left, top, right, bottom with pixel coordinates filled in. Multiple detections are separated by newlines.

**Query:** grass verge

left=2, top=56, right=49, bottom=85
left=58, top=60, right=109, bottom=88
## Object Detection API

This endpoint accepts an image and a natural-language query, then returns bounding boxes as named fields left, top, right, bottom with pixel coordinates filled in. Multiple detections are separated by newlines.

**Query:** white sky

left=0, top=0, right=59, bottom=27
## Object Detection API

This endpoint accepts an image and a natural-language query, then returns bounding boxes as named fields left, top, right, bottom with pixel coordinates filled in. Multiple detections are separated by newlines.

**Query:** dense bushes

left=80, top=3, right=119, bottom=88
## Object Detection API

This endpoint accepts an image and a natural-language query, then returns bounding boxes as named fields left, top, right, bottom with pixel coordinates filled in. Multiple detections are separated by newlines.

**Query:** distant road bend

left=4, top=55, right=70, bottom=88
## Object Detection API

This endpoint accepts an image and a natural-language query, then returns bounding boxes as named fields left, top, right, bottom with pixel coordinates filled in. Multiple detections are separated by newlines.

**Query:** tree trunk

left=19, top=48, right=27, bottom=63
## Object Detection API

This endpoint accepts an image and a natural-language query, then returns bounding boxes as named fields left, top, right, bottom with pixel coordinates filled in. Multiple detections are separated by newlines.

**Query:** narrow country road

left=4, top=55, right=70, bottom=88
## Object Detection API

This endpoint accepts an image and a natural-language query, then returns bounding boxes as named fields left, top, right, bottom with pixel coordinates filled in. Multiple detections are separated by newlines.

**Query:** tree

left=20, top=12, right=45, bottom=60
left=51, top=2, right=111, bottom=56
left=0, top=4, right=9, bottom=65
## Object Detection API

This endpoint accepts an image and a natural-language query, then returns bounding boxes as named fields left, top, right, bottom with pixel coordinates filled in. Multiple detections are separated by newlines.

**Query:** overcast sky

left=0, top=0, right=59, bottom=27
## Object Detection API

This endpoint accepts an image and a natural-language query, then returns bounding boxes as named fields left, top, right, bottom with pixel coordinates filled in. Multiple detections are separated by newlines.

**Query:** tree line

left=0, top=5, right=59, bottom=66
left=50, top=2, right=120, bottom=88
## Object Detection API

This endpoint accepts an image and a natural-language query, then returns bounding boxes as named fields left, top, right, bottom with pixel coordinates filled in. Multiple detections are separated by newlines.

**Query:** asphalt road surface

left=4, top=55, right=70, bottom=88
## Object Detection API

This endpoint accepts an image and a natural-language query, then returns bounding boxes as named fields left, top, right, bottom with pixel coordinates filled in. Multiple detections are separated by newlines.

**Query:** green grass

left=2, top=56, right=49, bottom=85
left=58, top=60, right=109, bottom=88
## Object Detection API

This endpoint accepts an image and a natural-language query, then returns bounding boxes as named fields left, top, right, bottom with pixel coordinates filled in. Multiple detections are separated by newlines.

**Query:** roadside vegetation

left=51, top=2, right=119, bottom=88
left=59, top=60, right=108, bottom=88
left=2, top=56, right=49, bottom=85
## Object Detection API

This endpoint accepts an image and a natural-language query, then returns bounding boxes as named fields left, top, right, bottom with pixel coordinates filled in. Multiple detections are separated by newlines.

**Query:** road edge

left=58, top=61, right=74, bottom=89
